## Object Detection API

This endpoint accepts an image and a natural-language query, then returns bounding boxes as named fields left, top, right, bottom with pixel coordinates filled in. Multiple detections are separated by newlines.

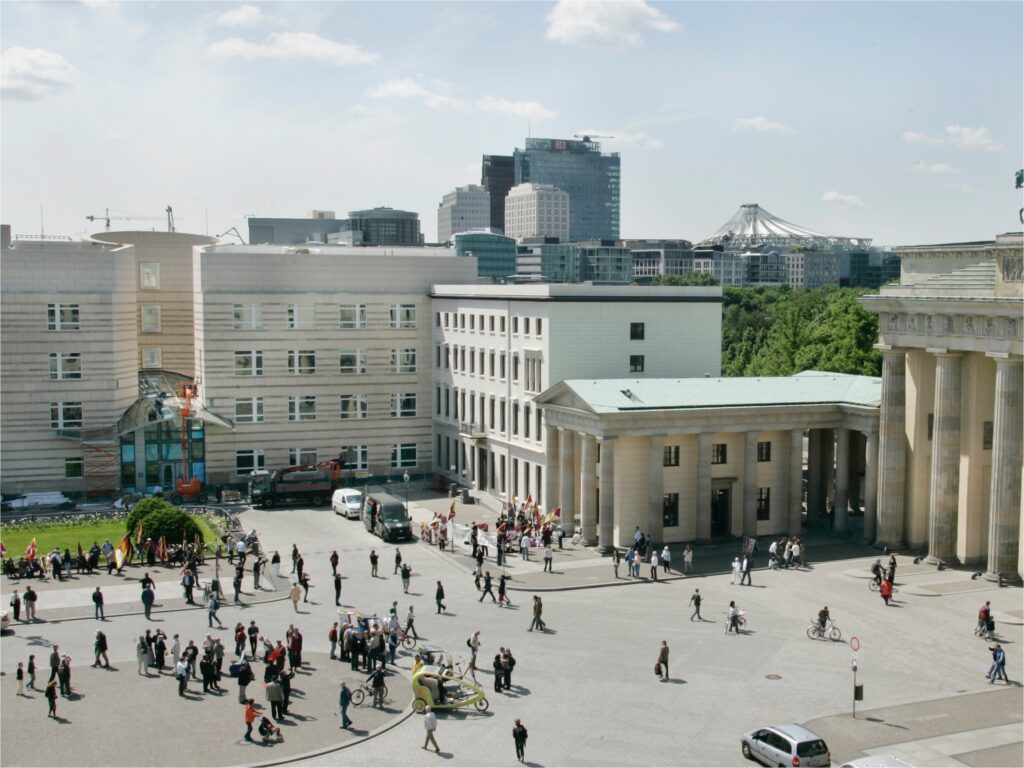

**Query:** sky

left=1, top=0, right=1021, bottom=246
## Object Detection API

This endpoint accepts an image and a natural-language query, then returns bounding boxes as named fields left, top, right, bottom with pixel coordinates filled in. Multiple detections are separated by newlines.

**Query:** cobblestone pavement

left=1, top=496, right=1020, bottom=767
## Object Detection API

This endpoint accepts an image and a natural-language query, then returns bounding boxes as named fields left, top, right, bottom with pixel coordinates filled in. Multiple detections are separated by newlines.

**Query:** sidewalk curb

left=28, top=591, right=290, bottom=625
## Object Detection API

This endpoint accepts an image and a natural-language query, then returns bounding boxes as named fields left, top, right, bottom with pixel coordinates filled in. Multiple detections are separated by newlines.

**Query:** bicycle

left=724, top=611, right=747, bottom=634
left=350, top=678, right=389, bottom=706
left=395, top=626, right=417, bottom=650
left=806, top=619, right=842, bottom=641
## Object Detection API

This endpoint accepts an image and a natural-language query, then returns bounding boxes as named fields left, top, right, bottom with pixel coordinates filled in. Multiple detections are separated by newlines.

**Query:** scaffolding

left=82, top=425, right=119, bottom=497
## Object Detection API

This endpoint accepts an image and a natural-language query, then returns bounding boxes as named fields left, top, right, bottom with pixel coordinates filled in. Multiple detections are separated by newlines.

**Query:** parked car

left=1, top=492, right=75, bottom=512
left=742, top=724, right=831, bottom=767
left=332, top=488, right=364, bottom=519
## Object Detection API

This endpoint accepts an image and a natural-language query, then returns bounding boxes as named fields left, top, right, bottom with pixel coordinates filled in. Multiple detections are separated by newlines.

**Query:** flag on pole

left=135, top=521, right=144, bottom=545
left=157, top=536, right=167, bottom=563
left=525, top=493, right=532, bottom=506
left=115, top=534, right=131, bottom=570
left=77, top=541, right=85, bottom=561
left=0, top=540, right=6, bottom=558
left=449, top=501, right=456, bottom=519
left=25, top=537, right=37, bottom=562
left=552, top=506, right=561, bottom=518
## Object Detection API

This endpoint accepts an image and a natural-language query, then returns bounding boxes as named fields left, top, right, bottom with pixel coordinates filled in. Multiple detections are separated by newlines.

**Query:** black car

left=362, top=494, right=413, bottom=542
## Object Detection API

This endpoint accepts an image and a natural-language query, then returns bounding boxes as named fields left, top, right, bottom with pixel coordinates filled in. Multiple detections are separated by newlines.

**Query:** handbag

left=654, top=662, right=662, bottom=676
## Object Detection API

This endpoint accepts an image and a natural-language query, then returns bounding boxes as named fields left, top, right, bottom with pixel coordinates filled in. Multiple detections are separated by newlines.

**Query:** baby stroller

left=258, top=716, right=284, bottom=744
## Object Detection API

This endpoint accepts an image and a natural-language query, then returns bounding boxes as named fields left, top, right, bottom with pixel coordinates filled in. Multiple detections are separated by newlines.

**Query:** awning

left=115, top=370, right=235, bottom=436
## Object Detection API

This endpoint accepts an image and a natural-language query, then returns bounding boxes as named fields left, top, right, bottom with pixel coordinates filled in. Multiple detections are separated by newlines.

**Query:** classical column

left=926, top=351, right=962, bottom=565
left=697, top=432, right=712, bottom=541
left=863, top=432, right=879, bottom=543
left=598, top=437, right=616, bottom=552
left=834, top=427, right=851, bottom=533
left=985, top=356, right=1023, bottom=582
left=789, top=429, right=804, bottom=535
left=876, top=347, right=907, bottom=549
left=579, top=434, right=598, bottom=546
left=648, top=435, right=665, bottom=547
left=544, top=422, right=559, bottom=513
left=806, top=429, right=822, bottom=525
left=821, top=429, right=835, bottom=517
left=558, top=428, right=575, bottom=525
left=743, top=431, right=758, bottom=538
left=848, top=432, right=863, bottom=516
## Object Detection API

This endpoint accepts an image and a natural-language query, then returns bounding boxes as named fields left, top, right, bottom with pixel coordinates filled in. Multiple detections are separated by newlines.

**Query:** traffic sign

left=850, top=636, right=860, bottom=652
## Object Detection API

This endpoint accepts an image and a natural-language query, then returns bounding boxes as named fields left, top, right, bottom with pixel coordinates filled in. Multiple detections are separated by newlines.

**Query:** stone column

left=821, top=429, right=835, bottom=517
left=697, top=432, right=712, bottom=541
left=876, top=347, right=907, bottom=549
left=834, top=427, right=851, bottom=533
left=806, top=429, right=822, bottom=525
left=926, top=351, right=962, bottom=565
left=985, top=356, right=1023, bottom=582
left=558, top=428, right=575, bottom=525
left=789, top=429, right=804, bottom=535
left=863, top=432, right=879, bottom=543
left=579, top=434, right=598, bottom=545
left=848, top=432, right=863, bottom=516
left=648, top=435, right=665, bottom=547
left=743, top=431, right=758, bottom=538
left=467, top=442, right=475, bottom=487
left=598, top=437, right=616, bottom=552
left=544, top=422, right=559, bottom=513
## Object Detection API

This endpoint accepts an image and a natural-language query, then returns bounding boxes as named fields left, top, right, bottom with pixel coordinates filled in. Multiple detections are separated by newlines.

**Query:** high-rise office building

left=481, top=155, right=515, bottom=232
left=347, top=208, right=423, bottom=246
left=454, top=231, right=518, bottom=280
left=513, top=137, right=620, bottom=242
left=504, top=183, right=570, bottom=242
left=437, top=185, right=491, bottom=243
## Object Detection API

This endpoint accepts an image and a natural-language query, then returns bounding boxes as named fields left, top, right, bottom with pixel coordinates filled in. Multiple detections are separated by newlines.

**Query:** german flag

left=24, top=537, right=37, bottom=562
left=157, top=536, right=167, bottom=563
left=449, top=501, right=456, bottom=519
left=115, top=534, right=131, bottom=571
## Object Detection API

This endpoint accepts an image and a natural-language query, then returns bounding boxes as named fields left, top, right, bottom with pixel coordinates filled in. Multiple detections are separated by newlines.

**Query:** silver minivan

left=742, top=724, right=831, bottom=767
left=332, top=488, right=363, bottom=519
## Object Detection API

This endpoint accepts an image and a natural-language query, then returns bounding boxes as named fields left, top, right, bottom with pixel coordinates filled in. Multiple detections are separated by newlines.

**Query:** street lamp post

left=402, top=471, right=410, bottom=513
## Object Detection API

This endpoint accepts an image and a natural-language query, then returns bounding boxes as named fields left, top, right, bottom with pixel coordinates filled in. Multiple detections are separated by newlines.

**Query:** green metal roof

left=548, top=371, right=881, bottom=413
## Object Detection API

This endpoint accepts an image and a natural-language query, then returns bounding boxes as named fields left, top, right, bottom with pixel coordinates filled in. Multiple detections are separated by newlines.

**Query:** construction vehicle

left=169, top=383, right=209, bottom=505
left=248, top=459, right=342, bottom=508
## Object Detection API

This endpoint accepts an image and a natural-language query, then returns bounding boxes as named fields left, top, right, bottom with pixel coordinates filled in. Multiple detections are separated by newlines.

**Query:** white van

left=332, top=488, right=364, bottom=519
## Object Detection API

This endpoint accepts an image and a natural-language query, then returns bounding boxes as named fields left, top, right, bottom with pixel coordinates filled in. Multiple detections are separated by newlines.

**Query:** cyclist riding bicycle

left=818, top=606, right=831, bottom=631
left=870, top=559, right=884, bottom=586
left=727, top=601, right=741, bottom=634
left=979, top=600, right=993, bottom=633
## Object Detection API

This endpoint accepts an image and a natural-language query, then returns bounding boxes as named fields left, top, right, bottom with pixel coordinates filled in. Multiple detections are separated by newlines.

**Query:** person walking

left=289, top=583, right=302, bottom=612
left=290, top=544, right=299, bottom=574
left=498, top=574, right=512, bottom=607
left=683, top=544, right=694, bottom=574
left=23, top=586, right=37, bottom=621
left=512, top=719, right=529, bottom=763
left=182, top=570, right=195, bottom=604
left=740, top=554, right=753, bottom=586
left=468, top=630, right=481, bottom=667
left=176, top=657, right=189, bottom=696
left=329, top=622, right=339, bottom=660
left=520, top=532, right=530, bottom=561
left=528, top=596, right=545, bottom=631
left=339, top=680, right=353, bottom=728
left=243, top=698, right=259, bottom=741
left=406, top=605, right=418, bottom=641
left=502, top=648, right=515, bottom=690
left=369, top=549, right=379, bottom=578
left=299, top=571, right=312, bottom=602
left=247, top=621, right=260, bottom=658
left=479, top=571, right=496, bottom=603
left=492, top=653, right=504, bottom=692
left=10, top=589, right=21, bottom=622
left=252, top=557, right=262, bottom=591
left=988, top=644, right=1009, bottom=684
left=92, top=587, right=105, bottom=620
left=26, top=655, right=36, bottom=690
left=369, top=662, right=387, bottom=708
left=689, top=589, right=703, bottom=621
left=731, top=556, right=741, bottom=585
left=394, top=547, right=403, bottom=575
left=93, top=630, right=110, bottom=668
left=141, top=585, right=155, bottom=619
left=136, top=636, right=150, bottom=675
left=329, top=550, right=339, bottom=576
left=612, top=548, right=621, bottom=579
left=543, top=546, right=553, bottom=573
left=271, top=549, right=282, bottom=579
left=45, top=679, right=58, bottom=718
left=422, top=706, right=440, bottom=753
left=401, top=563, right=412, bottom=593
left=435, top=581, right=446, bottom=614
left=657, top=640, right=670, bottom=681
left=880, top=579, right=893, bottom=606
left=650, top=550, right=660, bottom=581
left=333, top=572, right=342, bottom=606
left=661, top=545, right=672, bottom=574
left=727, top=601, right=741, bottom=634
left=16, top=661, right=26, bottom=696
left=208, top=594, right=223, bottom=627
left=266, top=677, right=284, bottom=719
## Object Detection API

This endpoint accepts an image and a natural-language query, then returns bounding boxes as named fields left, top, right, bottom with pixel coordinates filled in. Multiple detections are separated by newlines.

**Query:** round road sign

left=850, top=636, right=860, bottom=652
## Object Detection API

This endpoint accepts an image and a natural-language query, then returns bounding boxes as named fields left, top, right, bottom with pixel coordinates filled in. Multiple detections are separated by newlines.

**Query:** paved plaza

left=2, top=491, right=1021, bottom=767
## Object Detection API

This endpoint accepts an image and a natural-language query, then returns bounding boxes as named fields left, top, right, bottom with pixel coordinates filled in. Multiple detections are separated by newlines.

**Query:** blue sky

left=2, top=1, right=1021, bottom=245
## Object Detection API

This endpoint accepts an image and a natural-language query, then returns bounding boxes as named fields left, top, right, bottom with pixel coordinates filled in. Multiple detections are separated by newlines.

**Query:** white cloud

left=902, top=125, right=1002, bottom=151
left=942, top=182, right=977, bottom=194
left=370, top=78, right=555, bottom=120
left=912, top=161, right=960, bottom=175
left=545, top=0, right=679, bottom=48
left=732, top=116, right=796, bottom=134
left=1, top=47, right=77, bottom=100
left=822, top=191, right=867, bottom=208
left=217, top=5, right=264, bottom=28
left=577, top=128, right=664, bottom=149
left=209, top=32, right=377, bottom=67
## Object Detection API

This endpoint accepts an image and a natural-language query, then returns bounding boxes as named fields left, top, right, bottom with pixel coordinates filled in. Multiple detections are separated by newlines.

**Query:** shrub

left=125, top=498, right=175, bottom=535
left=139, top=506, right=204, bottom=548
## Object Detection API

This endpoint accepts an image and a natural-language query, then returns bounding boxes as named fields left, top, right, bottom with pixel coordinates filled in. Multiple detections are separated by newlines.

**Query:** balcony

left=459, top=421, right=487, bottom=440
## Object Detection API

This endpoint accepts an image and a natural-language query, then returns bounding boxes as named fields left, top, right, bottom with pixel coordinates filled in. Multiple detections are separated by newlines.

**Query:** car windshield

left=797, top=740, right=829, bottom=758
left=382, top=507, right=409, bottom=522
left=344, top=494, right=360, bottom=505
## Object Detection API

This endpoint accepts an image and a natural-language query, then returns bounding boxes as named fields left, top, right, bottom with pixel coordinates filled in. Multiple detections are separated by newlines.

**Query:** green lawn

left=1, top=516, right=221, bottom=558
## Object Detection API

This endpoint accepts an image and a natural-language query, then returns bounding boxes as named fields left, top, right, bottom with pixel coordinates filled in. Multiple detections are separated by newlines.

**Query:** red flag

left=552, top=506, right=561, bottom=518
left=135, top=522, right=144, bottom=545
left=25, top=537, right=37, bottom=562
left=115, top=535, right=131, bottom=570
left=157, top=536, right=167, bottom=563
left=448, top=501, right=456, bottom=520
left=77, top=541, right=85, bottom=560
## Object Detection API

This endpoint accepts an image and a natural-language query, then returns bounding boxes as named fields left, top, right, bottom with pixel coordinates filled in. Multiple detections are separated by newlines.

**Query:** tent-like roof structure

left=698, top=204, right=871, bottom=251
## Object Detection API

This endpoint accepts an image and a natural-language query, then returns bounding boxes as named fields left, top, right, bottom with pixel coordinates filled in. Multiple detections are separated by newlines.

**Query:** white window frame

left=391, top=348, right=417, bottom=374
left=140, top=304, right=162, bottom=333
left=232, top=304, right=263, bottom=330
left=235, top=449, right=265, bottom=475
left=390, top=393, right=417, bottom=418
left=339, top=394, right=368, bottom=420
left=287, top=304, right=316, bottom=330
left=47, top=303, right=80, bottom=331
left=339, top=350, right=367, bottom=374
left=389, top=304, right=417, bottom=329
left=141, top=347, right=163, bottom=369
left=50, top=402, right=83, bottom=429
left=338, top=304, right=367, bottom=329
left=48, top=352, right=82, bottom=380
left=234, top=350, right=264, bottom=376
left=287, top=350, right=317, bottom=375
left=288, top=395, right=317, bottom=422
left=140, top=262, right=160, bottom=290
left=234, top=397, right=265, bottom=424
left=289, top=448, right=318, bottom=466
left=391, top=443, right=417, bottom=468
left=341, top=445, right=368, bottom=471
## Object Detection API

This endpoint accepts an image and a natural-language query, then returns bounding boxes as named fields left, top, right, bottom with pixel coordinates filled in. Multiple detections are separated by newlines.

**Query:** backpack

left=466, top=638, right=473, bottom=649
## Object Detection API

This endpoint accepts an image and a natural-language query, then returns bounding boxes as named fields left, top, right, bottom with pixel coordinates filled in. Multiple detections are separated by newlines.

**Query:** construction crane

left=85, top=208, right=163, bottom=230
left=166, top=205, right=175, bottom=233
left=574, top=133, right=615, bottom=144
left=216, top=226, right=247, bottom=244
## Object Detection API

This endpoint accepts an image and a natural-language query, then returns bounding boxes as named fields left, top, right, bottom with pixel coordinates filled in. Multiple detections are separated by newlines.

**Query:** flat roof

left=201, top=244, right=455, bottom=258
left=431, top=284, right=722, bottom=301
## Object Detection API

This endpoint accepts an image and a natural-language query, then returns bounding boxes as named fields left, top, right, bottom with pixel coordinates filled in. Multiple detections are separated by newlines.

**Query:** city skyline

left=1, top=1, right=1021, bottom=246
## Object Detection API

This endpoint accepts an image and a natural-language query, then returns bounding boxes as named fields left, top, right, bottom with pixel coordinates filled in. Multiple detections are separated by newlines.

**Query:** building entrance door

left=477, top=446, right=488, bottom=492
left=711, top=486, right=731, bottom=538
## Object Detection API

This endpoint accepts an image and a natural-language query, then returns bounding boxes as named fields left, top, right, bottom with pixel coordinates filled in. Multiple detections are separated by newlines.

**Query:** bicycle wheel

left=381, top=684, right=389, bottom=699
left=806, top=626, right=820, bottom=640
left=868, top=580, right=879, bottom=592
left=737, top=617, right=746, bottom=629
left=475, top=697, right=489, bottom=712
left=351, top=688, right=365, bottom=706
left=829, top=626, right=842, bottom=641
left=402, top=635, right=416, bottom=650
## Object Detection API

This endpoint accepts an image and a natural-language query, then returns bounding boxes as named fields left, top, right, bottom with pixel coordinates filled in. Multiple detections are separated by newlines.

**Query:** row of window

left=435, top=386, right=545, bottom=440
left=437, top=311, right=543, bottom=337
left=235, top=443, right=416, bottom=475
left=232, top=303, right=416, bottom=331
left=235, top=393, right=418, bottom=423
left=233, top=349, right=416, bottom=376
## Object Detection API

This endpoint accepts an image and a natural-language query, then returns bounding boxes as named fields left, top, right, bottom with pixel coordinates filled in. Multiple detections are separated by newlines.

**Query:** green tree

left=649, top=274, right=684, bottom=286
left=138, top=506, right=204, bottom=548
left=125, top=497, right=175, bottom=536
left=681, top=271, right=720, bottom=286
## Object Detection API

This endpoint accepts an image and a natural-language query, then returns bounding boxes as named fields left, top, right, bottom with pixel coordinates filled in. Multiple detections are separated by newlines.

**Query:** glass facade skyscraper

left=454, top=231, right=518, bottom=280
left=513, top=138, right=620, bottom=242
left=481, top=155, right=515, bottom=232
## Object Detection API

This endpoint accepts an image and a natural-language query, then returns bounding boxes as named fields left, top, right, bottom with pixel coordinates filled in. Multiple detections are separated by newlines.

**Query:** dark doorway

left=711, top=487, right=731, bottom=538
left=477, top=446, right=488, bottom=492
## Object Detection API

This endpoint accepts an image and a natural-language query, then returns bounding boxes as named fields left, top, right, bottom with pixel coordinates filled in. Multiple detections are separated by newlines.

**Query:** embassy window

left=142, top=348, right=163, bottom=369
left=630, top=322, right=645, bottom=340
left=234, top=397, right=265, bottom=424
left=535, top=318, right=543, bottom=337
left=289, top=448, right=318, bottom=466
left=288, top=396, right=317, bottom=421
left=287, top=350, right=317, bottom=375
left=339, top=304, right=367, bottom=329
left=339, top=350, right=367, bottom=374
left=757, top=488, right=771, bottom=520
left=712, top=443, right=728, bottom=464
left=663, top=445, right=680, bottom=467
left=235, top=450, right=265, bottom=475
left=50, top=402, right=83, bottom=429
left=65, top=457, right=84, bottom=479
left=339, top=395, right=368, bottom=420
left=983, top=421, right=993, bottom=450
left=391, top=393, right=417, bottom=418
left=47, top=303, right=80, bottom=331
left=389, top=304, right=416, bottom=329
left=287, top=304, right=316, bottom=330
left=391, top=348, right=417, bottom=374
left=140, top=262, right=160, bottom=290
left=629, top=355, right=645, bottom=373
left=232, top=304, right=263, bottom=330
left=663, top=493, right=679, bottom=527
left=391, top=443, right=417, bottom=468
left=234, top=351, right=263, bottom=376
left=341, top=445, right=368, bottom=471
left=757, top=441, right=772, bottom=462
left=49, top=353, right=82, bottom=380
left=141, top=304, right=161, bottom=333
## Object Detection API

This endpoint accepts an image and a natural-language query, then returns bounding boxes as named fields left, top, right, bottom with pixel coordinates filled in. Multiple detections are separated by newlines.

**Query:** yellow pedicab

left=411, top=664, right=489, bottom=713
